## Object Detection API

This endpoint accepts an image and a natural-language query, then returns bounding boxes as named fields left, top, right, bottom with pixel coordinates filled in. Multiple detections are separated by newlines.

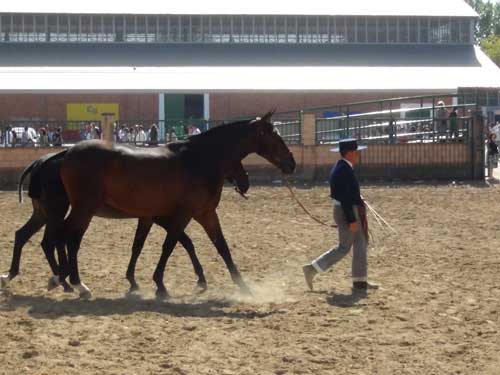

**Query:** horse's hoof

left=47, top=276, right=60, bottom=291
left=155, top=289, right=170, bottom=300
left=196, top=280, right=208, bottom=294
left=129, top=284, right=140, bottom=293
left=79, top=290, right=92, bottom=300
left=239, top=284, right=253, bottom=297
left=62, top=282, right=75, bottom=293
left=0, top=274, right=10, bottom=289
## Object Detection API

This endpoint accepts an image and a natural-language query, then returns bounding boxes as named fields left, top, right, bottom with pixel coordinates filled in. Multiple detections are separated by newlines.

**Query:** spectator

left=149, top=124, right=159, bottom=146
left=93, top=124, right=102, bottom=139
left=135, top=125, right=147, bottom=145
left=3, top=125, right=11, bottom=147
left=435, top=100, right=449, bottom=142
left=10, top=129, right=17, bottom=147
left=448, top=107, right=459, bottom=141
left=129, top=126, right=136, bottom=144
left=117, top=125, right=127, bottom=143
left=188, top=124, right=201, bottom=136
left=487, top=133, right=499, bottom=178
left=21, top=126, right=34, bottom=147
left=38, top=127, right=49, bottom=147
left=52, top=127, right=63, bottom=146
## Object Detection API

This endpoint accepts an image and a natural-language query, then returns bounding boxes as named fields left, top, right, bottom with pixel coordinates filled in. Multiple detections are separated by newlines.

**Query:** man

left=302, top=139, right=377, bottom=292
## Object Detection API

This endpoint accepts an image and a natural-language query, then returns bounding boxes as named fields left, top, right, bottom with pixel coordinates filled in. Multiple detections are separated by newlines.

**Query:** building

left=1, top=0, right=500, bottom=129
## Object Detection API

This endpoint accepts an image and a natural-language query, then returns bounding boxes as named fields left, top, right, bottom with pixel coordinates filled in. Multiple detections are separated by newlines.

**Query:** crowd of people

left=1, top=125, right=63, bottom=147
left=0, top=121, right=204, bottom=148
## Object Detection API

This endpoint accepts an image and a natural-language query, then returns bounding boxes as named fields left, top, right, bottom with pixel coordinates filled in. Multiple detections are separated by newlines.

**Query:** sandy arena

left=0, top=184, right=499, bottom=374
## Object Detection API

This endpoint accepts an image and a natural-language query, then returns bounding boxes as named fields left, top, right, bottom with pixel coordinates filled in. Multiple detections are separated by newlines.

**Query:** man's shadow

left=325, top=290, right=368, bottom=308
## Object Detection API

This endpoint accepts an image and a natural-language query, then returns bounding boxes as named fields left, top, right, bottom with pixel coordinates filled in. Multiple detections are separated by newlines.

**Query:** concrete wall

left=0, top=147, right=65, bottom=189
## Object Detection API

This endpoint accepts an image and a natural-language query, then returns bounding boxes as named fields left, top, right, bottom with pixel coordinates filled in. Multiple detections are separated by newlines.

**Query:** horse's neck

left=201, top=126, right=256, bottom=175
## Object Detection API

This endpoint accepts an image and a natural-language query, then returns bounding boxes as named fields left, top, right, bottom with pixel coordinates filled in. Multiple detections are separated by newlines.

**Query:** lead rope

left=282, top=174, right=337, bottom=228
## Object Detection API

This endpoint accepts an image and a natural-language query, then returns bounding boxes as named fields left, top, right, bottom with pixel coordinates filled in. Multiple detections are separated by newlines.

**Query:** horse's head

left=252, top=111, right=296, bottom=175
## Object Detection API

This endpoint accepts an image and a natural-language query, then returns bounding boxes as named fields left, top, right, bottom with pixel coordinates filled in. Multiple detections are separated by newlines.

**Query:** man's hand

left=349, top=222, right=358, bottom=233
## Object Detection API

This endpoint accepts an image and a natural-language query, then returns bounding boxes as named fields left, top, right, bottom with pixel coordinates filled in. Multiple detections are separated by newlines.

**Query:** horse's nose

left=282, top=154, right=296, bottom=174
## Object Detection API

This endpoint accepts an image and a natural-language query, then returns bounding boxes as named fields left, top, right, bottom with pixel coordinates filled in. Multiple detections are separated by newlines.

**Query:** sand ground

left=0, top=184, right=499, bottom=375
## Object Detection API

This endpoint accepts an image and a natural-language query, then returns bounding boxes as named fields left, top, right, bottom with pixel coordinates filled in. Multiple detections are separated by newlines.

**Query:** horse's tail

left=18, top=149, right=68, bottom=203
left=18, top=160, right=37, bottom=203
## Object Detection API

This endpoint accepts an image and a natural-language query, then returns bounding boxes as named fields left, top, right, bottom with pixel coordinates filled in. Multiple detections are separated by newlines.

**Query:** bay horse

left=1, top=149, right=250, bottom=296
left=59, top=112, right=295, bottom=298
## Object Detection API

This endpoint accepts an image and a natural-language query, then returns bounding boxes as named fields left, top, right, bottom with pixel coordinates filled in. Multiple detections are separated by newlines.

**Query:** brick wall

left=0, top=94, right=158, bottom=121
left=209, top=91, right=441, bottom=119
left=0, top=91, right=449, bottom=122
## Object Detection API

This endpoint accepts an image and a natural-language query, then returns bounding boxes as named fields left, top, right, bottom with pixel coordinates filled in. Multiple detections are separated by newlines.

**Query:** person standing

left=149, top=124, right=159, bottom=146
left=449, top=107, right=459, bottom=141
left=435, top=100, right=449, bottom=142
left=487, top=133, right=499, bottom=178
left=302, top=139, right=377, bottom=292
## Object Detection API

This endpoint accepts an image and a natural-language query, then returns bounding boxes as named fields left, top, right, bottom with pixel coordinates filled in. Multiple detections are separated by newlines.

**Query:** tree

left=465, top=0, right=500, bottom=66
left=481, top=35, right=500, bottom=66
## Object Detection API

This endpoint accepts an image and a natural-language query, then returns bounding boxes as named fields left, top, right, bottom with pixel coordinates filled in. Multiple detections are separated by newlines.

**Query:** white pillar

left=203, top=93, right=210, bottom=120
left=158, top=93, right=165, bottom=141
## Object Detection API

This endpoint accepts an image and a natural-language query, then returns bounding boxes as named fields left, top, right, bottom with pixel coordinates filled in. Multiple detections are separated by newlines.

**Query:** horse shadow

left=325, top=290, right=368, bottom=308
left=0, top=292, right=281, bottom=320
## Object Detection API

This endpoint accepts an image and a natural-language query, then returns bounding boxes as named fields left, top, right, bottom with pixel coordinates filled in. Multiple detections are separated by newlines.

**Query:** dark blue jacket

left=329, top=159, right=363, bottom=223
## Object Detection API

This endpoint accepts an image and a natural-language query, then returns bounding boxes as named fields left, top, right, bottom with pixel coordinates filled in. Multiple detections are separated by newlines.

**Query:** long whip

left=282, top=175, right=337, bottom=228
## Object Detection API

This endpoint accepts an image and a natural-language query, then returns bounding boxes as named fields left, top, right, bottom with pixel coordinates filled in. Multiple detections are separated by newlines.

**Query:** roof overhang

left=0, top=0, right=479, bottom=18
left=0, top=46, right=498, bottom=94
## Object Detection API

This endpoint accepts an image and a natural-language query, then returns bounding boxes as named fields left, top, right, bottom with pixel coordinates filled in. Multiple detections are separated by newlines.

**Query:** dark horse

left=58, top=112, right=295, bottom=298
left=0, top=150, right=250, bottom=295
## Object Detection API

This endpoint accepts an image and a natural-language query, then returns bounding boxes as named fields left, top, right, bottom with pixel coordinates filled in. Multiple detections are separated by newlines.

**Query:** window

left=459, top=20, right=471, bottom=43
left=367, top=17, right=377, bottom=43
left=266, top=16, right=277, bottom=43
left=409, top=18, right=418, bottom=43
left=450, top=18, right=459, bottom=43
left=356, top=17, right=367, bottom=43
left=146, top=16, right=158, bottom=42
left=377, top=18, right=387, bottom=43
left=277, top=16, right=287, bottom=43
left=180, top=16, right=191, bottom=42
left=286, top=16, right=297, bottom=43
left=429, top=18, right=439, bottom=43
left=346, top=17, right=355, bottom=42
left=318, top=17, right=329, bottom=44
left=419, top=18, right=429, bottom=43
left=388, top=18, right=397, bottom=42
left=398, top=18, right=409, bottom=43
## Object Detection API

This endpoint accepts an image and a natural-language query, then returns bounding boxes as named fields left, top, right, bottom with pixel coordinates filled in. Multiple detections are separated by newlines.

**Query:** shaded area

left=0, top=293, right=282, bottom=320
left=0, top=43, right=481, bottom=68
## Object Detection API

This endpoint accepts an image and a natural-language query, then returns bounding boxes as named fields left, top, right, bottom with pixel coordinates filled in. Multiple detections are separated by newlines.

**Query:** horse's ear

left=262, top=110, right=275, bottom=123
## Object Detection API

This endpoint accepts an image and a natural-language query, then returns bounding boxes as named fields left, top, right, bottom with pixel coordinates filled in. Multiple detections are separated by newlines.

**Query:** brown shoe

left=353, top=281, right=379, bottom=291
left=302, top=265, right=317, bottom=291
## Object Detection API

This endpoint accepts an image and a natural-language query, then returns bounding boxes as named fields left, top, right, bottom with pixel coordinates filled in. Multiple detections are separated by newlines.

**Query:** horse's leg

left=43, top=196, right=73, bottom=292
left=126, top=218, right=153, bottom=293
left=152, top=216, right=191, bottom=299
left=0, top=210, right=45, bottom=289
left=64, top=208, right=95, bottom=299
left=195, top=211, right=251, bottom=295
left=178, top=232, right=207, bottom=291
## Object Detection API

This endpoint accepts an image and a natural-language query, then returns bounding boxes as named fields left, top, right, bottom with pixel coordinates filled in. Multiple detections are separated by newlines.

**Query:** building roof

left=0, top=45, right=498, bottom=93
left=0, top=0, right=479, bottom=18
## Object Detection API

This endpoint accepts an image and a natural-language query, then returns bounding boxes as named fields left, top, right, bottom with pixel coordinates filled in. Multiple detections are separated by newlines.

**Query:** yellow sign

left=66, top=103, right=119, bottom=130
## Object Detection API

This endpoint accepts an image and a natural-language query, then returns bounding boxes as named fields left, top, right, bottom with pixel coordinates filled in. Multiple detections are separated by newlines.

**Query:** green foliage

left=466, top=0, right=500, bottom=40
left=465, top=0, right=500, bottom=66
left=481, top=35, right=500, bottom=66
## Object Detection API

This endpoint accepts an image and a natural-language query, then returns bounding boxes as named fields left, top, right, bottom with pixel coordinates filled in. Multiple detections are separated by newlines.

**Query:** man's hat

left=330, top=138, right=367, bottom=153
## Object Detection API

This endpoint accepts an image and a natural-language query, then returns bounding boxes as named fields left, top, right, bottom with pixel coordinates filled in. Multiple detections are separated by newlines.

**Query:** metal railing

left=315, top=101, right=477, bottom=145
left=0, top=116, right=302, bottom=148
